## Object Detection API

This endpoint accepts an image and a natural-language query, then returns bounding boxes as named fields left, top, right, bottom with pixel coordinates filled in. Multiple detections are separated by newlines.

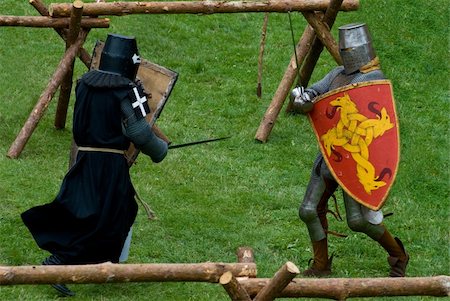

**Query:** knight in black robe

left=21, top=34, right=168, bottom=296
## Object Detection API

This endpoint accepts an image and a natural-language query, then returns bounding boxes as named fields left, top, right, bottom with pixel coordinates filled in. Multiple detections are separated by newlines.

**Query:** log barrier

left=49, top=0, right=359, bottom=17
left=0, top=250, right=448, bottom=300
left=0, top=262, right=257, bottom=285
left=240, top=276, right=450, bottom=300
left=0, top=15, right=109, bottom=28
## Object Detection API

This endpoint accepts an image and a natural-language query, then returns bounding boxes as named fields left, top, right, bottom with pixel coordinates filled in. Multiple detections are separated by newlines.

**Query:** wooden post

left=256, top=12, right=269, bottom=98
left=286, top=0, right=344, bottom=112
left=253, top=261, right=299, bottom=301
left=7, top=31, right=88, bottom=159
left=239, top=276, right=450, bottom=299
left=0, top=15, right=109, bottom=28
left=220, top=272, right=252, bottom=301
left=236, top=247, right=255, bottom=264
left=49, top=0, right=360, bottom=17
left=254, top=26, right=316, bottom=142
left=54, top=0, right=84, bottom=129
left=0, top=262, right=257, bottom=284
left=29, top=0, right=94, bottom=69
left=255, top=0, right=346, bottom=141
left=301, top=11, right=342, bottom=65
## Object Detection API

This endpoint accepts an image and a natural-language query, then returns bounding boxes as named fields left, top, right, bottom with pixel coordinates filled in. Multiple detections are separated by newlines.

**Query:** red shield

left=308, top=80, right=399, bottom=210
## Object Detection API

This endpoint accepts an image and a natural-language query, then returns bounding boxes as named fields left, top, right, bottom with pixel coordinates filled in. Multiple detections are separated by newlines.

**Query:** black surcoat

left=21, top=71, right=138, bottom=264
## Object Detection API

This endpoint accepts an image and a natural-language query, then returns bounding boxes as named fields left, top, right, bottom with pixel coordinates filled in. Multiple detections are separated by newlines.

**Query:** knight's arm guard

left=290, top=67, right=344, bottom=114
left=121, top=97, right=168, bottom=163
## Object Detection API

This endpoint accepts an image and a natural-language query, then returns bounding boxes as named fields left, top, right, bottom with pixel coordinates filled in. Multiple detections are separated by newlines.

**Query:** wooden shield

left=90, top=41, right=178, bottom=165
left=308, top=80, right=400, bottom=210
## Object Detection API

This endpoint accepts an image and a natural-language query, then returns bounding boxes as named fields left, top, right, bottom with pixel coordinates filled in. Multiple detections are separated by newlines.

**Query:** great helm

left=99, top=34, right=141, bottom=81
left=338, top=23, right=376, bottom=75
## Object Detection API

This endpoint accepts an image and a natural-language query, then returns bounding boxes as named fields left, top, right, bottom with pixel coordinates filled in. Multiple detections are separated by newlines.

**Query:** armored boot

left=377, top=230, right=409, bottom=277
left=303, top=238, right=333, bottom=277
left=42, top=254, right=75, bottom=297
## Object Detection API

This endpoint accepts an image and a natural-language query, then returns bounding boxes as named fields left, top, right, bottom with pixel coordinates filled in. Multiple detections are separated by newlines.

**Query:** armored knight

left=291, top=23, right=409, bottom=277
left=21, top=34, right=168, bottom=296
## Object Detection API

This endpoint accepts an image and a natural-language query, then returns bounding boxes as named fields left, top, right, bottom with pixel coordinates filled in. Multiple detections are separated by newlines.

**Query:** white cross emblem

left=131, top=87, right=148, bottom=117
left=132, top=53, right=141, bottom=64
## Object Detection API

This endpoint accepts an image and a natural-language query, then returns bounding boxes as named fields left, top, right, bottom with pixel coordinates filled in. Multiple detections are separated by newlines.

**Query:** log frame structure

left=4, top=0, right=358, bottom=158
left=0, top=262, right=448, bottom=299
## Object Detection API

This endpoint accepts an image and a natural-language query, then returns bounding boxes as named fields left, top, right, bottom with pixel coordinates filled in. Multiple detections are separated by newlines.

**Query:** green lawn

left=0, top=0, right=448, bottom=300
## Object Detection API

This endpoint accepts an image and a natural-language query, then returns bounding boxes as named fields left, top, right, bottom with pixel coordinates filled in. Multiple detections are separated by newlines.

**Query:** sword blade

left=168, top=136, right=231, bottom=149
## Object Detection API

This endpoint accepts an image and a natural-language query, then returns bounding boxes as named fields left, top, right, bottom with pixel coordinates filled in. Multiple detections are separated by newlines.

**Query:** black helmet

left=99, top=34, right=141, bottom=81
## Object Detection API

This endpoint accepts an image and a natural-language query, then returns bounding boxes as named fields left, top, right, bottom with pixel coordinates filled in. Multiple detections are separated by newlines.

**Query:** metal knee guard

left=343, top=193, right=384, bottom=240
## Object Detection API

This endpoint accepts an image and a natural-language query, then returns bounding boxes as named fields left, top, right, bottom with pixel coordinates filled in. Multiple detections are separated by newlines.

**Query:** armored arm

left=121, top=97, right=168, bottom=163
left=290, top=67, right=344, bottom=114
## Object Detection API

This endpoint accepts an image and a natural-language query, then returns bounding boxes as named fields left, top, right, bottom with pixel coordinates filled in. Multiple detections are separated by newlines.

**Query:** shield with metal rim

left=90, top=41, right=178, bottom=165
left=308, top=80, right=399, bottom=210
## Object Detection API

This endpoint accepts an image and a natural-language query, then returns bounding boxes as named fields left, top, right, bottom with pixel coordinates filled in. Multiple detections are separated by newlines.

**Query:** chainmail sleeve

left=308, top=67, right=385, bottom=96
left=120, top=97, right=168, bottom=163
left=308, top=66, right=345, bottom=95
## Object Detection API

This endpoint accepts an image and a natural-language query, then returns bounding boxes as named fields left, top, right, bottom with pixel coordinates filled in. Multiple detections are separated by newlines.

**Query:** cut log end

left=219, top=271, right=233, bottom=285
left=73, top=1, right=84, bottom=9
left=286, top=261, right=300, bottom=275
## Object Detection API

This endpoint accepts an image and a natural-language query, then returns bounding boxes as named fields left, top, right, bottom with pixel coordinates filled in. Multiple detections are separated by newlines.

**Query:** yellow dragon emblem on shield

left=321, top=93, right=394, bottom=194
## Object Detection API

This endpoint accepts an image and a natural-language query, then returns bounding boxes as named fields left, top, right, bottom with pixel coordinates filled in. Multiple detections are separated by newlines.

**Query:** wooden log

left=0, top=15, right=109, bottom=28
left=29, top=0, right=95, bottom=68
left=49, top=0, right=360, bottom=17
left=54, top=0, right=84, bottom=130
left=239, top=276, right=450, bottom=299
left=256, top=12, right=269, bottom=98
left=253, top=261, right=299, bottom=301
left=29, top=0, right=51, bottom=15
left=236, top=247, right=255, bottom=264
left=220, top=271, right=252, bottom=301
left=7, top=31, right=88, bottom=159
left=0, top=262, right=257, bottom=285
left=302, top=11, right=342, bottom=65
left=254, top=25, right=316, bottom=142
left=286, top=0, right=343, bottom=112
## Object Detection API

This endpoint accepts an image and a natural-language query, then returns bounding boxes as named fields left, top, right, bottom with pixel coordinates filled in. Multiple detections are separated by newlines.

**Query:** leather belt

left=77, top=146, right=125, bottom=155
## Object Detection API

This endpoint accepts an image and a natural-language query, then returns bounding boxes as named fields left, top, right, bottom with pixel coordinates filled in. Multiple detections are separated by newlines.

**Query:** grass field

left=0, top=0, right=448, bottom=300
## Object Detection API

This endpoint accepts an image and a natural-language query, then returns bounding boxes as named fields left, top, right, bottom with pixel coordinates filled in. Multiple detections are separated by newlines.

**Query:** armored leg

left=377, top=230, right=409, bottom=277
left=343, top=192, right=385, bottom=240
left=343, top=193, right=408, bottom=276
left=119, top=227, right=133, bottom=263
left=299, top=155, right=337, bottom=276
